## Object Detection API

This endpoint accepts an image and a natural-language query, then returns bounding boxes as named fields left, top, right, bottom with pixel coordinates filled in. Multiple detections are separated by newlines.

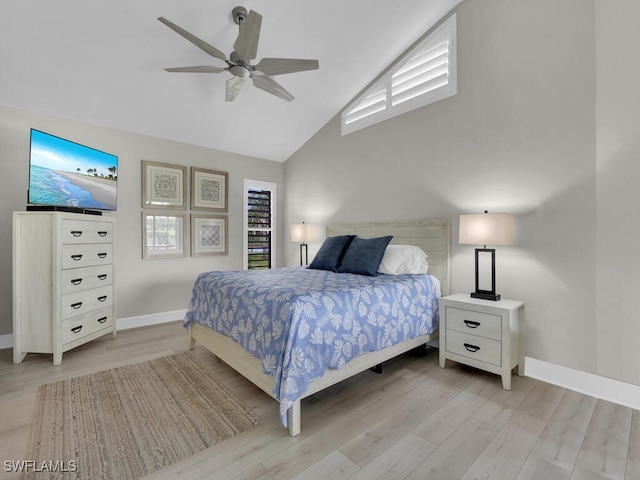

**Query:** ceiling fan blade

left=252, top=75, right=295, bottom=102
left=233, top=10, right=262, bottom=62
left=158, top=17, right=228, bottom=62
left=254, top=58, right=319, bottom=76
left=226, top=77, right=245, bottom=102
left=164, top=66, right=226, bottom=73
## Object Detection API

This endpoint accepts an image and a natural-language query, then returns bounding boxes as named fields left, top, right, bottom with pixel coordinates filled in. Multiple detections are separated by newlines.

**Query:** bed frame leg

left=287, top=400, right=301, bottom=436
left=188, top=324, right=196, bottom=350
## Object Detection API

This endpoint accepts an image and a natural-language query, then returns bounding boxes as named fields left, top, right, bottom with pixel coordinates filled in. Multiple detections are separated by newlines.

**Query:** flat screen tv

left=28, top=129, right=118, bottom=213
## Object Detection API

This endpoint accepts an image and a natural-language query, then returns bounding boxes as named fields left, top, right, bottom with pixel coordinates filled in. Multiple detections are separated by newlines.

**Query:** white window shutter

left=341, top=13, right=457, bottom=135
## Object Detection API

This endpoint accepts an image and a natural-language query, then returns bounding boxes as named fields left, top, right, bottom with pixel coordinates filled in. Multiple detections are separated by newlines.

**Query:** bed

left=184, top=219, right=450, bottom=436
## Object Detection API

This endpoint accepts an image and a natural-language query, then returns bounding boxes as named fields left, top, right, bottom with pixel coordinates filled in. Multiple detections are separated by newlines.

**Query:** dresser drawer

left=62, top=285, right=113, bottom=319
left=61, top=220, right=114, bottom=244
left=61, top=264, right=113, bottom=295
left=62, top=307, right=114, bottom=345
left=62, top=244, right=113, bottom=269
left=445, top=329, right=502, bottom=366
left=446, top=306, right=502, bottom=341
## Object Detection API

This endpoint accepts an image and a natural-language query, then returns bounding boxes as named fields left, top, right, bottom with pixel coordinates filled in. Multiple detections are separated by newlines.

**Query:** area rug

left=25, top=351, right=261, bottom=479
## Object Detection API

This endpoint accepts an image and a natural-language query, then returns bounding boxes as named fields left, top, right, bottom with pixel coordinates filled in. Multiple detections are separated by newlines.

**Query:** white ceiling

left=0, top=1, right=462, bottom=162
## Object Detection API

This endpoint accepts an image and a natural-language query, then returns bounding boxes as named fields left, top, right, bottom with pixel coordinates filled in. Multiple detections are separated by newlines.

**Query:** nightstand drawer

left=446, top=329, right=502, bottom=366
left=445, top=307, right=501, bottom=341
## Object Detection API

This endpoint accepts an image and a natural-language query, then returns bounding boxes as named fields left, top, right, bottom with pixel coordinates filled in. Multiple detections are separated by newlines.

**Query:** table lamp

left=291, top=222, right=323, bottom=265
left=459, top=211, right=513, bottom=301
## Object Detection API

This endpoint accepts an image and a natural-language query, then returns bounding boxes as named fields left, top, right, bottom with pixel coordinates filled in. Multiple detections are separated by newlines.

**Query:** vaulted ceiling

left=0, top=1, right=462, bottom=162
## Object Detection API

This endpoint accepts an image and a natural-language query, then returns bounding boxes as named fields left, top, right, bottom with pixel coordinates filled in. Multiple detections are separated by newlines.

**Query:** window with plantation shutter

left=243, top=179, right=276, bottom=270
left=342, top=13, right=456, bottom=135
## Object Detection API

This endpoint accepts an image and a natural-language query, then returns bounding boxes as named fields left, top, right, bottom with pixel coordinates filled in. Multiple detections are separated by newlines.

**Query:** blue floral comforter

left=183, top=267, right=440, bottom=426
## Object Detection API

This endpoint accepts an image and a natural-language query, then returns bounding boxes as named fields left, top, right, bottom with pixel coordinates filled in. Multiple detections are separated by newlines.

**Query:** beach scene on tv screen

left=28, top=130, right=117, bottom=210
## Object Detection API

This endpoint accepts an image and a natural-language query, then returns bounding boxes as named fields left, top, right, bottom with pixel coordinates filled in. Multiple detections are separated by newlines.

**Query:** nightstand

left=439, top=293, right=525, bottom=390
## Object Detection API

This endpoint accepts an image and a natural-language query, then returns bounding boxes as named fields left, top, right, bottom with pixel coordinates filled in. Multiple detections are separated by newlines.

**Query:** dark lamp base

left=471, top=291, right=501, bottom=301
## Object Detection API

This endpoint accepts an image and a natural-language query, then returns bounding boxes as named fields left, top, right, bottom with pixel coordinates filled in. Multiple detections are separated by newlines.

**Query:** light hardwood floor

left=1, top=321, right=638, bottom=480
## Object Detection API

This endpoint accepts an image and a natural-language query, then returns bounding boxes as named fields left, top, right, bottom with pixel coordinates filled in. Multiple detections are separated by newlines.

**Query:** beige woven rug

left=26, top=351, right=261, bottom=479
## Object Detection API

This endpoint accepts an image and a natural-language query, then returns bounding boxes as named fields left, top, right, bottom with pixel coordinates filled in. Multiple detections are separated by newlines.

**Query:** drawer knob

left=71, top=325, right=83, bottom=334
left=463, top=320, right=481, bottom=328
left=97, top=295, right=108, bottom=302
left=70, top=230, right=83, bottom=237
left=97, top=316, right=108, bottom=324
left=97, top=253, right=108, bottom=259
left=97, top=274, right=108, bottom=280
left=70, top=254, right=83, bottom=261
left=463, top=343, right=480, bottom=353
left=70, top=278, right=83, bottom=285
left=98, top=231, right=108, bottom=237
left=70, top=302, right=83, bottom=310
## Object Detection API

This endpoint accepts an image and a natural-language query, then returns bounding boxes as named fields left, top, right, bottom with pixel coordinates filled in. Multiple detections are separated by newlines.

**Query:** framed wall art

left=142, top=160, right=187, bottom=209
left=142, top=212, right=189, bottom=259
left=191, top=214, right=227, bottom=256
left=191, top=167, right=228, bottom=212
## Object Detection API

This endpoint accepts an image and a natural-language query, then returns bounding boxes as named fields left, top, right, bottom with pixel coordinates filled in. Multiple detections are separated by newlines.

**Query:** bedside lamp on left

left=291, top=222, right=323, bottom=266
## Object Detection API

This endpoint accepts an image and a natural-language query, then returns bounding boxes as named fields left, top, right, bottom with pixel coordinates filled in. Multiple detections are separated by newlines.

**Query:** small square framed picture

left=191, top=215, right=227, bottom=256
left=142, top=212, right=189, bottom=259
left=191, top=168, right=228, bottom=212
left=142, top=160, right=187, bottom=209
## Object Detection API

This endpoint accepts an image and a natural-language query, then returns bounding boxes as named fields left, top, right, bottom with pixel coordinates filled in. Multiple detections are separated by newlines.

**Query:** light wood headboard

left=326, top=218, right=451, bottom=296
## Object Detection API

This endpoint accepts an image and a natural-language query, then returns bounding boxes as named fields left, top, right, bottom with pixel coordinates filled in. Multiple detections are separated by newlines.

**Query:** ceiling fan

left=158, top=6, right=319, bottom=102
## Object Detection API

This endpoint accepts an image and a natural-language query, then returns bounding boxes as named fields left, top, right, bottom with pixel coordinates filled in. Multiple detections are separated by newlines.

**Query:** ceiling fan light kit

left=158, top=6, right=319, bottom=102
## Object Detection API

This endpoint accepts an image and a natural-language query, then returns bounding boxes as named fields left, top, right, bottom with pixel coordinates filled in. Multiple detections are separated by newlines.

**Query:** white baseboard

left=116, top=309, right=187, bottom=331
left=525, top=356, right=640, bottom=411
left=0, top=334, right=12, bottom=350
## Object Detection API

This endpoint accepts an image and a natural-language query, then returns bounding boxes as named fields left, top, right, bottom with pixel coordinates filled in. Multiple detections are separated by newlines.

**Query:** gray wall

left=595, top=0, right=640, bottom=384
left=285, top=0, right=640, bottom=386
left=0, top=106, right=284, bottom=333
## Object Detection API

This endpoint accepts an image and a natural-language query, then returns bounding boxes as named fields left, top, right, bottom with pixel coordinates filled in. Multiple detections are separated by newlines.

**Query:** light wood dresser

left=439, top=293, right=525, bottom=390
left=13, top=211, right=117, bottom=365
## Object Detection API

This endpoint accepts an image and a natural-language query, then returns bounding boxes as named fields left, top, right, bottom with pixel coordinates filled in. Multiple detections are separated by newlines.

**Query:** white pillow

left=378, top=245, right=429, bottom=275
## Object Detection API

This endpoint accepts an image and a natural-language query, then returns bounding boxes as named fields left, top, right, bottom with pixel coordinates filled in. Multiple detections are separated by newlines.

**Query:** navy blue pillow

left=338, top=236, right=393, bottom=276
left=308, top=235, right=356, bottom=272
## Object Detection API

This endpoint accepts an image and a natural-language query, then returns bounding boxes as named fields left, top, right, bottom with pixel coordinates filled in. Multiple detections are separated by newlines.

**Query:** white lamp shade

left=291, top=223, right=324, bottom=243
left=459, top=213, right=514, bottom=246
